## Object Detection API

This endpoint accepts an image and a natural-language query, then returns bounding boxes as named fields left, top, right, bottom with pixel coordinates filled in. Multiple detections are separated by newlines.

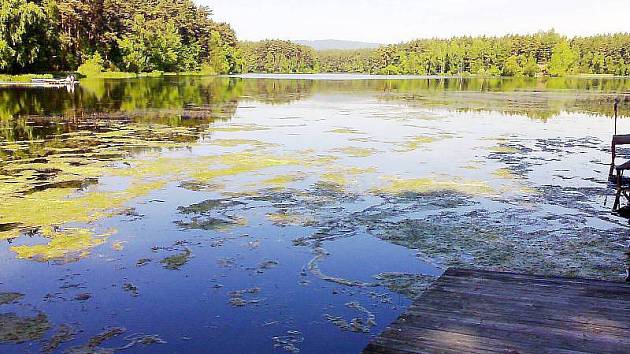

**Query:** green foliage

left=317, top=31, right=564, bottom=76
left=240, top=40, right=317, bottom=74
left=522, top=56, right=540, bottom=77
left=0, top=0, right=50, bottom=72
left=316, top=49, right=375, bottom=73
left=77, top=52, right=105, bottom=77
left=379, top=64, right=400, bottom=75
left=571, top=33, right=630, bottom=76
left=309, top=31, right=630, bottom=77
left=0, top=39, right=10, bottom=69
left=548, top=42, right=578, bottom=76
left=118, top=15, right=183, bottom=73
left=502, top=55, right=539, bottom=77
left=0, top=0, right=238, bottom=74
left=503, top=56, right=523, bottom=77
left=1, top=1, right=629, bottom=79
left=206, top=32, right=230, bottom=74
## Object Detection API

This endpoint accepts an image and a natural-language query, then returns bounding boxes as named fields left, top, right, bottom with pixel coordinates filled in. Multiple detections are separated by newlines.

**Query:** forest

left=1, top=1, right=630, bottom=77
left=0, top=0, right=240, bottom=75
left=239, top=40, right=318, bottom=74
left=269, top=31, right=630, bottom=77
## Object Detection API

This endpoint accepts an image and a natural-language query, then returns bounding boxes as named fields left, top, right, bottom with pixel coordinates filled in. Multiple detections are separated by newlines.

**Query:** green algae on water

left=0, top=179, right=165, bottom=242
left=266, top=211, right=316, bottom=227
left=0, top=119, right=214, bottom=257
left=375, top=176, right=495, bottom=196
left=66, top=327, right=125, bottom=354
left=489, top=145, right=519, bottom=154
left=324, top=301, right=376, bottom=333
left=0, top=312, right=51, bottom=344
left=228, top=288, right=263, bottom=307
left=209, top=138, right=277, bottom=148
left=177, top=199, right=245, bottom=215
left=330, top=146, right=377, bottom=158
left=42, top=324, right=77, bottom=353
left=259, top=173, right=307, bottom=189
left=10, top=228, right=114, bottom=263
left=374, top=273, right=437, bottom=300
left=160, top=248, right=192, bottom=270
left=176, top=216, right=247, bottom=231
left=176, top=198, right=248, bottom=231
left=0, top=293, right=24, bottom=305
left=394, top=136, right=441, bottom=152
left=318, top=166, right=377, bottom=189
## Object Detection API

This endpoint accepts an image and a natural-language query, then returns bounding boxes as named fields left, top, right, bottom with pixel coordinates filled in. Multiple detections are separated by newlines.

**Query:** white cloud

left=200, top=0, right=630, bottom=43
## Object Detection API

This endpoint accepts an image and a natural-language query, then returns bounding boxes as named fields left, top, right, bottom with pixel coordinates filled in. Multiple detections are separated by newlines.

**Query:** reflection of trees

left=371, top=77, right=630, bottom=120
left=1, top=76, right=630, bottom=140
left=0, top=77, right=247, bottom=142
left=237, top=78, right=315, bottom=105
left=234, top=76, right=630, bottom=120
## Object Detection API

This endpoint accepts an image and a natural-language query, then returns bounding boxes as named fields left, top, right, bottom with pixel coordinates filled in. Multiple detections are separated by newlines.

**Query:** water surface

left=1, top=75, right=629, bottom=353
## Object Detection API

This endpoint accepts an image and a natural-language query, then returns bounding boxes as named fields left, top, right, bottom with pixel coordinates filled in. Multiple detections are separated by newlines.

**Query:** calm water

left=1, top=75, right=630, bottom=353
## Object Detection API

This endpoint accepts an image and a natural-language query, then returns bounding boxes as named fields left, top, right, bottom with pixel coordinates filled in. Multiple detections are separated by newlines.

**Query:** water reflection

left=2, top=76, right=630, bottom=124
left=1, top=75, right=630, bottom=353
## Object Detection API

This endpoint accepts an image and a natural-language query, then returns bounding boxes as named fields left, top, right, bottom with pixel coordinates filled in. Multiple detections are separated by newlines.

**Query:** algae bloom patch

left=374, top=176, right=495, bottom=196
left=10, top=228, right=115, bottom=262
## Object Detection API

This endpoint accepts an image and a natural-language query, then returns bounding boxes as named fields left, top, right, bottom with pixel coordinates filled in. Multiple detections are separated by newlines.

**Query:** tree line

left=242, top=31, right=630, bottom=77
left=317, top=31, right=630, bottom=76
left=239, top=40, right=318, bottom=74
left=0, top=0, right=240, bottom=75
left=1, top=3, right=629, bottom=78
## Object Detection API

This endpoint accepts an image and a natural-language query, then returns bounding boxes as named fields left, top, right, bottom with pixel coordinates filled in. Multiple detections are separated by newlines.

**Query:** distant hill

left=294, top=39, right=382, bottom=51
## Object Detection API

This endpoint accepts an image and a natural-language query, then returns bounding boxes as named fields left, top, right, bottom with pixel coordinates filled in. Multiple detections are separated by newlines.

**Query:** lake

left=1, top=74, right=629, bottom=353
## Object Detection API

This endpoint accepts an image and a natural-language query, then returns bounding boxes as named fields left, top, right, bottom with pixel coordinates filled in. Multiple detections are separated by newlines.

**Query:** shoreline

left=2, top=72, right=625, bottom=83
left=229, top=73, right=627, bottom=80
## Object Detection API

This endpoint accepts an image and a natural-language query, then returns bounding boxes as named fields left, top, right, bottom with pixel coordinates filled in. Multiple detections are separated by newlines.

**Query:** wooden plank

left=407, top=294, right=630, bottom=332
left=395, top=312, right=630, bottom=352
left=364, top=268, right=630, bottom=354
left=366, top=332, right=511, bottom=354
left=444, top=268, right=630, bottom=291
left=435, top=273, right=630, bottom=298
left=430, top=279, right=630, bottom=309
left=369, top=324, right=627, bottom=354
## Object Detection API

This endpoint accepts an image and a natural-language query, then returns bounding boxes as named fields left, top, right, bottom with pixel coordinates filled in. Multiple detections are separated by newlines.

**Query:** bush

left=199, top=63, right=217, bottom=75
left=77, top=53, right=105, bottom=77
left=379, top=64, right=401, bottom=75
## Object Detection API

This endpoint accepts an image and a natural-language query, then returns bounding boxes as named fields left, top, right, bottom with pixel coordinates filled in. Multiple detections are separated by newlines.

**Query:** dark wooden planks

left=364, top=268, right=630, bottom=354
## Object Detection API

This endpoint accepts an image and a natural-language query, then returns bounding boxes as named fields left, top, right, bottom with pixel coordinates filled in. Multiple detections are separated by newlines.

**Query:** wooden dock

left=0, top=78, right=78, bottom=88
left=364, top=268, right=630, bottom=354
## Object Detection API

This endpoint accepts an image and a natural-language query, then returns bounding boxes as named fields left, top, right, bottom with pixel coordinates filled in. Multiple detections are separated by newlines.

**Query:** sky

left=201, top=0, right=630, bottom=44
